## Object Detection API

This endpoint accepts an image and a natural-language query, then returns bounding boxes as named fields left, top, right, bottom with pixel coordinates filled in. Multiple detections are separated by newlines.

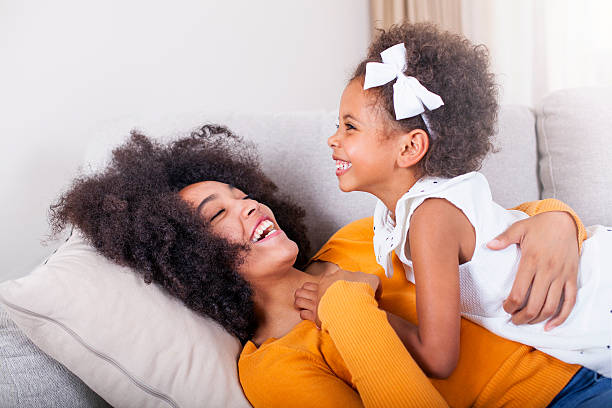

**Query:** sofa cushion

left=480, top=105, right=540, bottom=207
left=537, top=87, right=612, bottom=225
left=0, top=229, right=251, bottom=408
left=0, top=305, right=111, bottom=408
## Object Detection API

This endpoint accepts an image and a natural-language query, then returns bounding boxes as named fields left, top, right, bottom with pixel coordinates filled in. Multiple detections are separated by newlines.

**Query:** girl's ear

left=396, top=129, right=429, bottom=168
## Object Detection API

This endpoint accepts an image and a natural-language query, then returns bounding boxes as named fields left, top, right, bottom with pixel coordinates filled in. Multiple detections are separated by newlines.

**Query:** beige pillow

left=0, top=229, right=251, bottom=408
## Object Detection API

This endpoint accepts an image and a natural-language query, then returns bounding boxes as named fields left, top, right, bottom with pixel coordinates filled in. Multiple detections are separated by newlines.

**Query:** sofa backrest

left=481, top=105, right=540, bottom=207
left=82, top=106, right=541, bottom=256
left=537, top=87, right=612, bottom=227
left=10, top=85, right=611, bottom=278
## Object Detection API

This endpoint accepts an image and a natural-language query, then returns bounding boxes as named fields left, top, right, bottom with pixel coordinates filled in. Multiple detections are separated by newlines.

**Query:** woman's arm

left=318, top=279, right=448, bottom=408
left=510, top=199, right=586, bottom=249
left=488, top=199, right=586, bottom=329
left=254, top=267, right=446, bottom=408
left=307, top=198, right=586, bottom=331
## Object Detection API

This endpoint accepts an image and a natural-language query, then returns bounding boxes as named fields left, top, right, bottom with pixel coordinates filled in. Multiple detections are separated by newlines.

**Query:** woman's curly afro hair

left=49, top=124, right=310, bottom=342
left=353, top=22, right=498, bottom=178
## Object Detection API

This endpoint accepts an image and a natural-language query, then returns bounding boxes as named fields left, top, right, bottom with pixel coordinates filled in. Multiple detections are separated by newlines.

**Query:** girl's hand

left=487, top=211, right=580, bottom=330
left=294, top=268, right=381, bottom=328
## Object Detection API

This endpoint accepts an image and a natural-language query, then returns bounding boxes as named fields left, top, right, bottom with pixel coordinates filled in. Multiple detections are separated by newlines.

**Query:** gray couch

left=1, top=86, right=610, bottom=407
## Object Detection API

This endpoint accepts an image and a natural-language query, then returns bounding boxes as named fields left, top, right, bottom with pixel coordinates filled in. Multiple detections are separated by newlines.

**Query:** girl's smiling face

left=179, top=181, right=299, bottom=280
left=328, top=78, right=398, bottom=195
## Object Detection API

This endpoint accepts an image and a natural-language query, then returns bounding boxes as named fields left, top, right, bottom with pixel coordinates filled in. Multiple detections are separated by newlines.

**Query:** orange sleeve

left=511, top=198, right=587, bottom=251
left=319, top=281, right=448, bottom=408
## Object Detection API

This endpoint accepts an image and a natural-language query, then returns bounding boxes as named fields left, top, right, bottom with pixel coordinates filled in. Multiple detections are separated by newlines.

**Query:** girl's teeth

left=335, top=160, right=352, bottom=170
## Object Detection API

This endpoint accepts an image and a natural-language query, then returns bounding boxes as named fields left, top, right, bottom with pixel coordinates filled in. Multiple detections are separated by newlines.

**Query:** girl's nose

left=328, top=130, right=340, bottom=148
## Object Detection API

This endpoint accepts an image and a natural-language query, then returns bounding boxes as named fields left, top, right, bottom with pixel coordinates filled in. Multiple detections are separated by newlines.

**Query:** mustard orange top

left=239, top=199, right=585, bottom=407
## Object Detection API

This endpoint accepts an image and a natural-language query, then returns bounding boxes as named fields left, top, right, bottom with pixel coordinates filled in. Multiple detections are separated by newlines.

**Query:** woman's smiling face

left=179, top=181, right=299, bottom=280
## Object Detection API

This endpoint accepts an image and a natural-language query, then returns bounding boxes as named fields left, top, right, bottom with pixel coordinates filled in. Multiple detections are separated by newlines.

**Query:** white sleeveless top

left=373, top=172, right=612, bottom=376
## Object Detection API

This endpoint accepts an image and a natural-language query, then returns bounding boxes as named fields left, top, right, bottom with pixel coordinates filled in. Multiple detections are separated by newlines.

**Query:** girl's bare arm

left=391, top=198, right=474, bottom=378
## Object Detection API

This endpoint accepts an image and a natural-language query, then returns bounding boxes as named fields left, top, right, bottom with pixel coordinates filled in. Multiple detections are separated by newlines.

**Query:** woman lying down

left=50, top=125, right=611, bottom=407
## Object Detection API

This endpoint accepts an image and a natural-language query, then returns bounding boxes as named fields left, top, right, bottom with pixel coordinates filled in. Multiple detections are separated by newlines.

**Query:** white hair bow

left=363, top=43, right=444, bottom=124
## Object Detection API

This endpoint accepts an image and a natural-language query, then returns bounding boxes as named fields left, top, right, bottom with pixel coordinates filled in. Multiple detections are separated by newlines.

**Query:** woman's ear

left=396, top=129, right=429, bottom=168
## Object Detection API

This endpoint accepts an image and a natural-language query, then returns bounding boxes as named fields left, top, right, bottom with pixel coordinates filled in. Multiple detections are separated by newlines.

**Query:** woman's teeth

left=251, top=220, right=277, bottom=243
left=335, top=160, right=352, bottom=171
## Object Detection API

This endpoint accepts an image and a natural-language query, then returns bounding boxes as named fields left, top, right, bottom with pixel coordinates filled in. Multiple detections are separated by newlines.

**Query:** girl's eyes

left=335, top=122, right=356, bottom=130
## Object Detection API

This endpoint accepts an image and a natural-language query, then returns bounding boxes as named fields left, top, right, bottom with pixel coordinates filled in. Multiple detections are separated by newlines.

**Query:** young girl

left=302, top=22, right=611, bottom=381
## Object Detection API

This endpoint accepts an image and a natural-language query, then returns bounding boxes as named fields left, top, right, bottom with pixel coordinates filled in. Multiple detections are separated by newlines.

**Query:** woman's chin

left=241, top=235, right=300, bottom=277
left=271, top=237, right=299, bottom=263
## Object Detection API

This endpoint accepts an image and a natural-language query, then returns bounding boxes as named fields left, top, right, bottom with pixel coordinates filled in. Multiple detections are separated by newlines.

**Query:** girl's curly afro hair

left=353, top=22, right=498, bottom=178
left=49, top=124, right=310, bottom=342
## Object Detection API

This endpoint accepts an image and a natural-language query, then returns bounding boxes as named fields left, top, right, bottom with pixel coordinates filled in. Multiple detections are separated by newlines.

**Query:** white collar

left=373, top=173, right=477, bottom=277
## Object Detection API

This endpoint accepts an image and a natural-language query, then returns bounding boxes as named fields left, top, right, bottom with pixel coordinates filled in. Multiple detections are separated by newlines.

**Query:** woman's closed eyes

left=209, top=194, right=253, bottom=222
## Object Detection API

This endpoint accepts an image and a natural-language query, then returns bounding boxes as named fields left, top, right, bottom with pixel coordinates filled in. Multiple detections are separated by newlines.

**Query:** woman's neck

left=250, top=267, right=319, bottom=345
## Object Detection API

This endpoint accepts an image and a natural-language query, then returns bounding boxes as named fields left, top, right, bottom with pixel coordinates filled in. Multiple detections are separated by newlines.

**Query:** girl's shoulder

left=376, top=172, right=490, bottom=218
left=384, top=172, right=491, bottom=225
left=373, top=172, right=492, bottom=277
left=411, top=171, right=490, bottom=199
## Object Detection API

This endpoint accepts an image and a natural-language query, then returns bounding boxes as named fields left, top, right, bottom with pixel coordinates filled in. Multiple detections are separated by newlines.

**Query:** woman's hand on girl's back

left=487, top=211, right=580, bottom=330
left=294, top=268, right=381, bottom=328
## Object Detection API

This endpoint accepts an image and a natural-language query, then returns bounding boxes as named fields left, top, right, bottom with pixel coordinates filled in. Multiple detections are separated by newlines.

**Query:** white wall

left=0, top=0, right=370, bottom=280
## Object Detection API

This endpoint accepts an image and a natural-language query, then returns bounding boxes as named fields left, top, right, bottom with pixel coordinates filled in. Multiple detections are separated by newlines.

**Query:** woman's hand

left=487, top=211, right=580, bottom=330
left=294, top=268, right=381, bottom=328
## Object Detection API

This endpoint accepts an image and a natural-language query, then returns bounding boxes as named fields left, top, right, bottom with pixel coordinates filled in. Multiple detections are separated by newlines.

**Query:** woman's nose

left=241, top=199, right=258, bottom=218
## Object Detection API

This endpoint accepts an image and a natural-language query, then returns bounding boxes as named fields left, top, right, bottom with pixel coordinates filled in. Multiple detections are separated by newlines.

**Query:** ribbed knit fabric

left=319, top=281, right=448, bottom=407
left=512, top=198, right=587, bottom=252
left=238, top=199, right=584, bottom=407
left=239, top=281, right=447, bottom=407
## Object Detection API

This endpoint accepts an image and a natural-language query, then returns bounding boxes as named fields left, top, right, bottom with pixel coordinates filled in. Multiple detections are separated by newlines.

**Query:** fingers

left=301, top=282, right=319, bottom=292
left=294, top=285, right=320, bottom=315
left=544, top=238, right=579, bottom=330
left=503, top=254, right=535, bottom=314
left=294, top=296, right=316, bottom=311
left=545, top=280, right=577, bottom=330
left=299, top=309, right=316, bottom=322
left=294, top=283, right=319, bottom=302
left=529, top=279, right=564, bottom=324
left=487, top=220, right=524, bottom=250
left=510, top=271, right=551, bottom=325
left=502, top=211, right=581, bottom=327
left=295, top=283, right=322, bottom=327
